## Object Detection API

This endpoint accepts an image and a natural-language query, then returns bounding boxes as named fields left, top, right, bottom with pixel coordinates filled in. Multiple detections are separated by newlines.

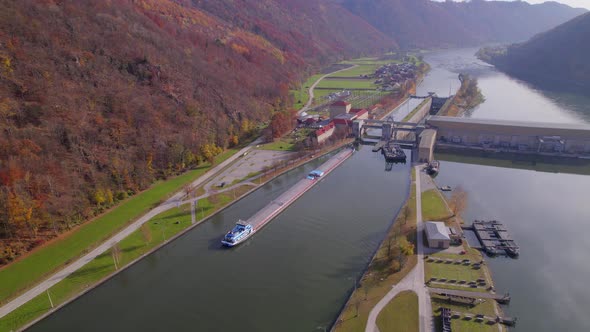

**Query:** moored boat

left=426, top=160, right=440, bottom=175
left=382, top=143, right=406, bottom=162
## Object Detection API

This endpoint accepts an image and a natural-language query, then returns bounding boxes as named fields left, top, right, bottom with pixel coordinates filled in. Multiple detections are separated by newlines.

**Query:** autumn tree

left=201, top=143, right=223, bottom=164
left=267, top=109, right=297, bottom=141
left=449, top=186, right=468, bottom=218
left=399, top=237, right=415, bottom=256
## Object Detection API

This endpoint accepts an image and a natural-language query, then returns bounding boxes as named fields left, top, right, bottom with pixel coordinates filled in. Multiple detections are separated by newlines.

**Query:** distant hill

left=339, top=0, right=587, bottom=48
left=479, top=12, right=590, bottom=95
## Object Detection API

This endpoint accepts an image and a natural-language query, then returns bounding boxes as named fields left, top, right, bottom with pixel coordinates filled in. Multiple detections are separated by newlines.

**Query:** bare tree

left=401, top=204, right=411, bottom=225
left=183, top=183, right=196, bottom=199
left=140, top=223, right=152, bottom=245
left=111, top=243, right=122, bottom=270
left=449, top=186, right=468, bottom=218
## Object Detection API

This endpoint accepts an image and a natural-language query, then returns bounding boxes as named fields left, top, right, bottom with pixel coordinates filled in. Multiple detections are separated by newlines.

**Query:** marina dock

left=462, top=220, right=519, bottom=257
left=429, top=287, right=511, bottom=304
left=246, top=148, right=354, bottom=232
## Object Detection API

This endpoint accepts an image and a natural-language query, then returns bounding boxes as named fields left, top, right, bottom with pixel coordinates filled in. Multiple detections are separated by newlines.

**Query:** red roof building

left=313, top=121, right=335, bottom=144
left=349, top=108, right=369, bottom=119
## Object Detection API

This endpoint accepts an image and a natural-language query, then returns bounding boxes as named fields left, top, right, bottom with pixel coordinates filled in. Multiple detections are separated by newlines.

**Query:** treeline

left=0, top=0, right=392, bottom=262
left=442, top=74, right=485, bottom=117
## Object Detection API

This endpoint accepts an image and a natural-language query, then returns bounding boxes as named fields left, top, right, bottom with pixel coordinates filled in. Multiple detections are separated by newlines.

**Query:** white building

left=425, top=221, right=451, bottom=249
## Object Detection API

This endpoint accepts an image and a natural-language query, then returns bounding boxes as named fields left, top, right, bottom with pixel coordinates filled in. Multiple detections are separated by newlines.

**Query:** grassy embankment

left=0, top=182, right=254, bottom=332
left=0, top=149, right=240, bottom=325
left=421, top=183, right=504, bottom=332
left=421, top=189, right=452, bottom=221
left=333, top=168, right=417, bottom=332
left=1, top=137, right=359, bottom=331
left=257, top=128, right=312, bottom=152
left=0, top=149, right=238, bottom=305
left=291, top=74, right=323, bottom=111
left=376, top=291, right=419, bottom=332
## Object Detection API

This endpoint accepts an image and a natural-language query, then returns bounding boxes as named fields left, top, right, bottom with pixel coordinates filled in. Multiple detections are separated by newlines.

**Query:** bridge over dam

left=354, top=114, right=590, bottom=163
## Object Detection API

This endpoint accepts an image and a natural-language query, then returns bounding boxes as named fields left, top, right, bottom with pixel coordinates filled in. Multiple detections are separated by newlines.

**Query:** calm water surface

left=425, top=48, right=590, bottom=331
left=30, top=148, right=410, bottom=332
left=419, top=48, right=590, bottom=123
left=436, top=162, right=590, bottom=331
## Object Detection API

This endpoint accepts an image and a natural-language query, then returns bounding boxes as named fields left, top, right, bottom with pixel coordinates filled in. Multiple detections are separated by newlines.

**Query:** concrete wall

left=315, top=126, right=335, bottom=144
left=427, top=238, right=450, bottom=249
left=418, top=129, right=437, bottom=162
left=428, top=117, right=590, bottom=155
left=329, top=104, right=351, bottom=119
left=407, top=98, right=432, bottom=123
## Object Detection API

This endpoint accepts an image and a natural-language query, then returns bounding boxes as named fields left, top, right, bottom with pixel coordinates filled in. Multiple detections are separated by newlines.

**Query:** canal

left=29, top=47, right=590, bottom=332
left=29, top=148, right=411, bottom=332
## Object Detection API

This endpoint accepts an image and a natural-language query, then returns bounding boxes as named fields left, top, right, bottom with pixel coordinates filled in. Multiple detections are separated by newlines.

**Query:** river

left=422, top=48, right=590, bottom=331
left=29, top=48, right=590, bottom=332
left=29, top=148, right=411, bottom=332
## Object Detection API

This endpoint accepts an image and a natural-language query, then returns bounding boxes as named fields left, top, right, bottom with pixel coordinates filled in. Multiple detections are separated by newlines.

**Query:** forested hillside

left=0, top=0, right=585, bottom=261
left=0, top=0, right=393, bottom=255
left=341, top=0, right=586, bottom=48
left=478, top=12, right=590, bottom=95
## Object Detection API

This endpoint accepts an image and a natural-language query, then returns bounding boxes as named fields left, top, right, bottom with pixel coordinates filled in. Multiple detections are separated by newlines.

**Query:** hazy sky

left=432, top=0, right=590, bottom=10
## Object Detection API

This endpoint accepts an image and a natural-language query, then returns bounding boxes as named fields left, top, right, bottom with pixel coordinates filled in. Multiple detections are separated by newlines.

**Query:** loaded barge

left=221, top=147, right=354, bottom=247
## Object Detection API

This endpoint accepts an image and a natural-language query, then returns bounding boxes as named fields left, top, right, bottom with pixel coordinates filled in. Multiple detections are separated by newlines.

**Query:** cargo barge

left=221, top=147, right=354, bottom=247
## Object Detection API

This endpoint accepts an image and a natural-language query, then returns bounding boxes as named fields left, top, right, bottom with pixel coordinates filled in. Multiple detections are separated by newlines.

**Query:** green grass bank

left=0, top=149, right=237, bottom=305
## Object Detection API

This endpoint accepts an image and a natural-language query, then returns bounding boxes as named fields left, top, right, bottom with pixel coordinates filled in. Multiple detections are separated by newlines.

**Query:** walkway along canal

left=26, top=147, right=411, bottom=332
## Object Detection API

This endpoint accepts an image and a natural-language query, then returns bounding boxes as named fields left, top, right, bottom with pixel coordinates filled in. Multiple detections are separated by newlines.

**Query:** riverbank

left=0, top=139, right=353, bottom=332
left=333, top=168, right=417, bottom=332
left=333, top=164, right=509, bottom=332
left=419, top=171, right=506, bottom=332
left=0, top=147, right=242, bottom=305
left=440, top=74, right=484, bottom=117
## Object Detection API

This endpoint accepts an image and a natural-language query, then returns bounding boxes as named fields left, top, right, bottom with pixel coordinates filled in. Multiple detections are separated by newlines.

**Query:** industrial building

left=329, top=101, right=352, bottom=119
left=427, top=116, right=590, bottom=155
left=425, top=221, right=451, bottom=249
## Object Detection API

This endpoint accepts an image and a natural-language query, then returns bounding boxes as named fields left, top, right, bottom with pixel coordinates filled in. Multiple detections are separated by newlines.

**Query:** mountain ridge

left=478, top=11, right=590, bottom=95
left=340, top=0, right=586, bottom=48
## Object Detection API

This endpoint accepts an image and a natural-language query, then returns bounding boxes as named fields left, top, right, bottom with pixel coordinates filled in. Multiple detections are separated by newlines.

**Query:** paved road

left=203, top=149, right=292, bottom=194
left=298, top=65, right=359, bottom=115
left=365, top=165, right=433, bottom=332
left=0, top=139, right=262, bottom=320
left=415, top=165, right=434, bottom=332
